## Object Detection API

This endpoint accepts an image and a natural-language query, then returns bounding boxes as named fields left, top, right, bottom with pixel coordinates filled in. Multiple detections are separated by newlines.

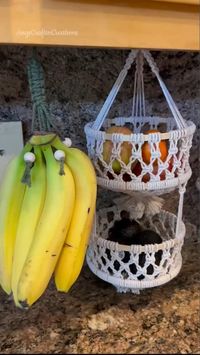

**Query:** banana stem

left=52, top=136, right=69, bottom=153
left=29, top=133, right=57, bottom=146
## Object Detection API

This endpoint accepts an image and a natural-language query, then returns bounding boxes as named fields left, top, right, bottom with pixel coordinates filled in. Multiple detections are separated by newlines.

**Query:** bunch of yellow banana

left=0, top=133, right=97, bottom=308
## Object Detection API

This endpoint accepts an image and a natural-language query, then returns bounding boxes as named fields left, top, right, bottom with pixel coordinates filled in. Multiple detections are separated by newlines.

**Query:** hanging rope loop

left=132, top=50, right=145, bottom=117
left=27, top=52, right=57, bottom=133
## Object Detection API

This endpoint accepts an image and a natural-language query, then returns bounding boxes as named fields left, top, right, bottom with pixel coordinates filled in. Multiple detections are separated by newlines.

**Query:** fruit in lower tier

left=102, top=126, right=133, bottom=174
left=107, top=219, right=163, bottom=271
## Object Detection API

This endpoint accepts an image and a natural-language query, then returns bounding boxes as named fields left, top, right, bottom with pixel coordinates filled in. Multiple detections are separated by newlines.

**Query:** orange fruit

left=142, top=129, right=168, bottom=165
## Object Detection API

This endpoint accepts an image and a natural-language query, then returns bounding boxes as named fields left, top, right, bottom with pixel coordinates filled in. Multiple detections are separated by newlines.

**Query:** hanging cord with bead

left=54, top=150, right=66, bottom=176
left=27, top=54, right=57, bottom=133
left=21, top=52, right=61, bottom=186
left=21, top=152, right=36, bottom=187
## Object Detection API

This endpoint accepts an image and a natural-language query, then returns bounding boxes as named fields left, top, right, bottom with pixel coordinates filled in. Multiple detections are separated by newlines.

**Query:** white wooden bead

left=24, top=152, right=35, bottom=163
left=63, top=137, right=72, bottom=147
left=54, top=150, right=65, bottom=161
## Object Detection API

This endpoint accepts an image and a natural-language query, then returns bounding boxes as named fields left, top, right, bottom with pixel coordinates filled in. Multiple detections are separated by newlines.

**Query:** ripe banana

left=0, top=143, right=32, bottom=294
left=17, top=144, right=75, bottom=307
left=62, top=186, right=96, bottom=292
left=52, top=137, right=97, bottom=292
left=11, top=146, right=46, bottom=306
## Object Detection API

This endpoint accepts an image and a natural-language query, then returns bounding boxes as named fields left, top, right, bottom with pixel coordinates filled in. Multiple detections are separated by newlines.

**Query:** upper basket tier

left=84, top=50, right=196, bottom=194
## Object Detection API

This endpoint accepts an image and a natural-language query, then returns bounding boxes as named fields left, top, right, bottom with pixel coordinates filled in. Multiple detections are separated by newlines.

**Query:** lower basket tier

left=86, top=208, right=186, bottom=291
left=87, top=253, right=182, bottom=291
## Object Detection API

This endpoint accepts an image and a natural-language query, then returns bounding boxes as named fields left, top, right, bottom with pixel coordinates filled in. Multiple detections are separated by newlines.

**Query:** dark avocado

left=106, top=220, right=163, bottom=279
left=107, top=218, right=142, bottom=245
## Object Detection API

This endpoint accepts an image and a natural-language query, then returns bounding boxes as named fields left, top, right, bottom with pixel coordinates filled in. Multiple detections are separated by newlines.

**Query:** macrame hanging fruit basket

left=84, top=50, right=196, bottom=194
left=86, top=203, right=185, bottom=293
left=85, top=50, right=194, bottom=293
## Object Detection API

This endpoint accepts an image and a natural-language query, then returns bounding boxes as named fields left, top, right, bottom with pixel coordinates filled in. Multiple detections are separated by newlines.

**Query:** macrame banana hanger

left=21, top=51, right=61, bottom=187
left=27, top=50, right=57, bottom=134
left=92, top=50, right=187, bottom=240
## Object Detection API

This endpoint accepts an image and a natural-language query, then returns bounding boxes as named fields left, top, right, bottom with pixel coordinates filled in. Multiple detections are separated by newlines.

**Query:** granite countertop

left=0, top=223, right=199, bottom=354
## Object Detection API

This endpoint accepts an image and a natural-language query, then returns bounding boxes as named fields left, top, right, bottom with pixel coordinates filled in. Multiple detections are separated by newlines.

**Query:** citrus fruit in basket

left=132, top=129, right=170, bottom=182
left=102, top=126, right=133, bottom=174
left=142, top=129, right=168, bottom=165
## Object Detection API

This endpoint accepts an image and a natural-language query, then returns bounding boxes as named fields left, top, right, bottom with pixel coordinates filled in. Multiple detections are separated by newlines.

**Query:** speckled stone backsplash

left=0, top=46, right=199, bottom=229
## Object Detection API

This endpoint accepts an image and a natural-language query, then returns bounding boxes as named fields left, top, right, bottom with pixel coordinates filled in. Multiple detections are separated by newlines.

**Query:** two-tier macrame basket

left=84, top=50, right=196, bottom=293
